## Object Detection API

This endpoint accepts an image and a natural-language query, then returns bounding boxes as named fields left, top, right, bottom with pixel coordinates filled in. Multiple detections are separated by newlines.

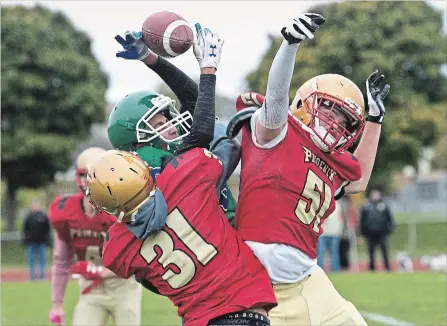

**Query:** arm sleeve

left=147, top=57, right=198, bottom=116
left=209, top=122, right=241, bottom=192
left=51, top=234, right=74, bottom=303
left=257, top=40, right=299, bottom=130
left=175, top=74, right=216, bottom=155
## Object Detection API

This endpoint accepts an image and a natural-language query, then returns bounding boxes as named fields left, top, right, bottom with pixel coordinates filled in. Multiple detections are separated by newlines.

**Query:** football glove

left=193, top=23, right=224, bottom=69
left=115, top=30, right=150, bottom=61
left=69, top=261, right=103, bottom=281
left=281, top=13, right=326, bottom=45
left=366, top=69, right=390, bottom=124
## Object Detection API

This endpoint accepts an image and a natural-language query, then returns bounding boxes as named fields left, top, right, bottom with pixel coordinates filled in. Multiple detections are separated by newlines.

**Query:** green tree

left=1, top=5, right=108, bottom=231
left=246, top=1, right=446, bottom=191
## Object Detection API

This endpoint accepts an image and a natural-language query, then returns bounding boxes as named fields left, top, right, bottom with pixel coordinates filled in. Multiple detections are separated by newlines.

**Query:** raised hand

left=281, top=13, right=326, bottom=45
left=193, top=23, right=224, bottom=69
left=366, top=69, right=391, bottom=124
left=115, top=30, right=150, bottom=61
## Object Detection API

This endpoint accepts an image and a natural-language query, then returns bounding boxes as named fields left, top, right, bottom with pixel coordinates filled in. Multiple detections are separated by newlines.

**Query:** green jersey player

left=108, top=31, right=237, bottom=225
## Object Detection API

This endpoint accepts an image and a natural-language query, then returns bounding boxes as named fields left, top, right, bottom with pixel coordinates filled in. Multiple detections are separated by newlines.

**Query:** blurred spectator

left=339, top=196, right=357, bottom=271
left=360, top=189, right=395, bottom=271
left=317, top=204, right=342, bottom=272
left=22, top=199, right=51, bottom=280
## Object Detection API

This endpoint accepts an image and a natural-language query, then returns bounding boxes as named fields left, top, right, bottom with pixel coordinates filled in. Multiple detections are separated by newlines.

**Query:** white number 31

left=140, top=208, right=218, bottom=289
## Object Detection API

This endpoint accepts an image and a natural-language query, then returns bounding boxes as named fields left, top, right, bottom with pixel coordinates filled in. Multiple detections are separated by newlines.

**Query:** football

left=142, top=11, right=194, bottom=58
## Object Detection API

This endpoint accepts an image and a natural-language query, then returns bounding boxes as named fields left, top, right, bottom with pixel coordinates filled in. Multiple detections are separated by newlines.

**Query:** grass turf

left=1, top=272, right=446, bottom=325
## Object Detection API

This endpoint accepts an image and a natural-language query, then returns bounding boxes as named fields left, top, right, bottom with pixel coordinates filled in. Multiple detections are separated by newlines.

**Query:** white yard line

left=360, top=311, right=416, bottom=326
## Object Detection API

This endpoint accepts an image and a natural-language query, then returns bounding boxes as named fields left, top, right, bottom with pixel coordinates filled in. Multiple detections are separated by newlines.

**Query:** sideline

left=361, top=311, right=416, bottom=326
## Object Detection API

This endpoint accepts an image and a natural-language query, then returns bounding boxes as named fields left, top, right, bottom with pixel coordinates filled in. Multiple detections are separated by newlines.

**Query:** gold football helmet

left=290, top=74, right=365, bottom=152
left=86, top=149, right=155, bottom=223
left=76, top=147, right=107, bottom=192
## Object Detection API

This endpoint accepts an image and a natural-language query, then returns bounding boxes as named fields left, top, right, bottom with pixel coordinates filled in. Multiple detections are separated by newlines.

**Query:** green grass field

left=1, top=272, right=446, bottom=326
left=3, top=221, right=446, bottom=268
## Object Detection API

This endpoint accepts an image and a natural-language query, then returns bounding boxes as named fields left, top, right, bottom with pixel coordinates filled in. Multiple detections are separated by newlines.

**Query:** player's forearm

left=345, top=122, right=382, bottom=193
left=256, top=40, right=299, bottom=143
left=176, top=73, right=216, bottom=153
left=264, top=40, right=299, bottom=120
left=143, top=54, right=198, bottom=115
left=51, top=235, right=74, bottom=303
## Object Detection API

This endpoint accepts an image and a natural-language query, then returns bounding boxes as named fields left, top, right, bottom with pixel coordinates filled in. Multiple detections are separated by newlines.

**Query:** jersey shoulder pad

left=340, top=151, right=362, bottom=181
left=48, top=193, right=79, bottom=223
left=102, top=223, right=138, bottom=279
left=168, top=148, right=207, bottom=168
left=49, top=193, right=80, bottom=215
left=48, top=194, right=79, bottom=241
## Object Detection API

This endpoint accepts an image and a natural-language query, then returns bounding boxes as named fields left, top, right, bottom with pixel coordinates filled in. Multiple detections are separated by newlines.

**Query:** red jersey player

left=48, top=147, right=141, bottom=326
left=87, top=24, right=277, bottom=326
left=226, top=13, right=390, bottom=326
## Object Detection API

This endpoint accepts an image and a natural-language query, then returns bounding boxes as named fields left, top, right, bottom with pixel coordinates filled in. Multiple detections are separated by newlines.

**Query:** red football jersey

left=236, top=114, right=362, bottom=259
left=48, top=192, right=116, bottom=264
left=102, top=148, right=276, bottom=326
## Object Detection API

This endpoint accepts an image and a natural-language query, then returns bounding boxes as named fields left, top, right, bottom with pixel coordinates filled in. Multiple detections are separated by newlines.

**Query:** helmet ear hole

left=296, top=99, right=302, bottom=109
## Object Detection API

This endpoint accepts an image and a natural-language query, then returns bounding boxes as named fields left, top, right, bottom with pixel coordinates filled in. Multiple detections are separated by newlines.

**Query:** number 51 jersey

left=102, top=148, right=277, bottom=326
left=236, top=114, right=362, bottom=259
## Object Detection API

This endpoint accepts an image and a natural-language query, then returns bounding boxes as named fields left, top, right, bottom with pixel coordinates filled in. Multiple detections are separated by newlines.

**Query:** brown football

left=142, top=11, right=194, bottom=58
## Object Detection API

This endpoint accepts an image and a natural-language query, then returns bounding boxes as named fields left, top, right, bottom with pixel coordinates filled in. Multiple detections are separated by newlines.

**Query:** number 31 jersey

left=102, top=148, right=277, bottom=326
left=236, top=114, right=362, bottom=259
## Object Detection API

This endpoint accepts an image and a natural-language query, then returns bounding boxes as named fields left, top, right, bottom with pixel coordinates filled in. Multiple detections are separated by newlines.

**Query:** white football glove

left=366, top=69, right=391, bottom=124
left=281, top=13, right=326, bottom=45
left=193, top=23, right=224, bottom=69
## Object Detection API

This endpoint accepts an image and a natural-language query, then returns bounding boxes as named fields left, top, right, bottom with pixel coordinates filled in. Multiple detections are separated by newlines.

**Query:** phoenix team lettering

left=70, top=229, right=106, bottom=239
left=301, top=145, right=337, bottom=183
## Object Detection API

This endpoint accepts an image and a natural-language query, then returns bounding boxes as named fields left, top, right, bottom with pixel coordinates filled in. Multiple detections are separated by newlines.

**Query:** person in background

left=22, top=199, right=51, bottom=280
left=360, top=188, right=395, bottom=271
left=339, top=196, right=356, bottom=271
left=317, top=204, right=343, bottom=272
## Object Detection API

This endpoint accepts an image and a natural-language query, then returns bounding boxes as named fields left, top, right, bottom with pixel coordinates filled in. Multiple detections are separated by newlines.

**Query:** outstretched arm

left=346, top=70, right=390, bottom=193
left=175, top=71, right=216, bottom=153
left=345, top=123, right=381, bottom=193
left=174, top=24, right=224, bottom=155
left=254, top=13, right=325, bottom=146
left=254, top=41, right=298, bottom=145
left=115, top=31, right=198, bottom=116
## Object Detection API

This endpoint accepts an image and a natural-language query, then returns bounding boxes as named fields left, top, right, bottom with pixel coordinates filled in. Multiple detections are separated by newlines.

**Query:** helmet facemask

left=136, top=95, right=192, bottom=148
left=301, top=92, right=364, bottom=153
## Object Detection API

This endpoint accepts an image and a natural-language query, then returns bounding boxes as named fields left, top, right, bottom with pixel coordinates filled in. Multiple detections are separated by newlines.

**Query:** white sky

left=3, top=1, right=446, bottom=104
